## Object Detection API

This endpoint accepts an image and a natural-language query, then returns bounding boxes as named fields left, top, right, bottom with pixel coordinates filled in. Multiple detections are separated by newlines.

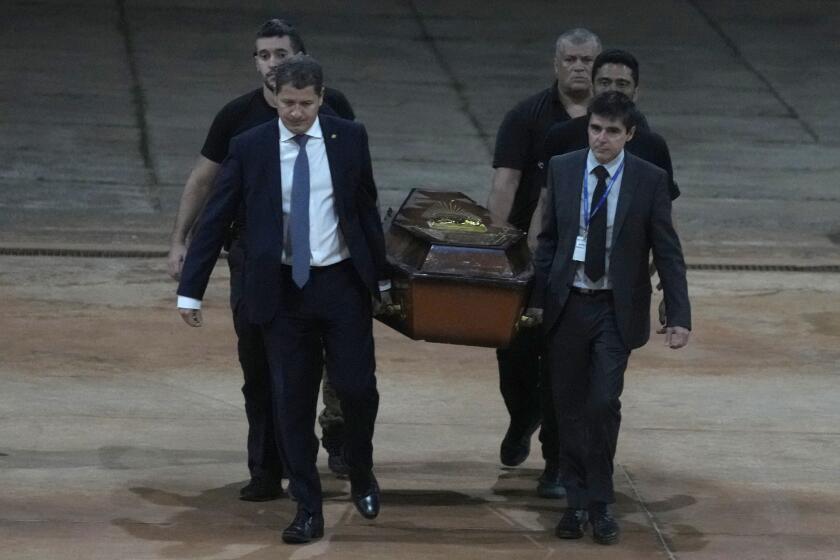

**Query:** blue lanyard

left=582, top=158, right=624, bottom=229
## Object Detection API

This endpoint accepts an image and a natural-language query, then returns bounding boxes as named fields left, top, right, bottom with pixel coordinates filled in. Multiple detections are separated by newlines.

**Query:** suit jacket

left=532, top=149, right=691, bottom=349
left=178, top=114, right=387, bottom=325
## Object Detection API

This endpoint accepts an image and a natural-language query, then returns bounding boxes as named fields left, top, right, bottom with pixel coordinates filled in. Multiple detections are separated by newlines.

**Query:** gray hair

left=555, top=28, right=602, bottom=54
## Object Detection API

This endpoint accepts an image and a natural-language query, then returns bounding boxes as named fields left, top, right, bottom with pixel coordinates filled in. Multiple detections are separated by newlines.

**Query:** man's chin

left=565, top=81, right=592, bottom=95
left=592, top=150, right=614, bottom=163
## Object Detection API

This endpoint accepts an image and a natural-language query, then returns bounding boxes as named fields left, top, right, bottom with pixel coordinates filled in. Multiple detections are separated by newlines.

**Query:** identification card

left=573, top=235, right=587, bottom=262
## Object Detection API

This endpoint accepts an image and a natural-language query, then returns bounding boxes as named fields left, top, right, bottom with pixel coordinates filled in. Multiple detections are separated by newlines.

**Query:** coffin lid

left=384, top=189, right=533, bottom=285
left=388, top=189, right=524, bottom=249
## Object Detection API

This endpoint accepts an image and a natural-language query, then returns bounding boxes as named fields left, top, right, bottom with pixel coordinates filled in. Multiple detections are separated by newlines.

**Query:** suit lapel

left=263, top=120, right=285, bottom=234
left=559, top=152, right=585, bottom=250
left=611, top=153, right=637, bottom=246
left=321, top=116, right=348, bottom=217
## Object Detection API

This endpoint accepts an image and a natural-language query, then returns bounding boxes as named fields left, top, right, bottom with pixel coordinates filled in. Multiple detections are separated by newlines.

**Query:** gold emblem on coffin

left=402, top=200, right=514, bottom=246
left=423, top=201, right=487, bottom=232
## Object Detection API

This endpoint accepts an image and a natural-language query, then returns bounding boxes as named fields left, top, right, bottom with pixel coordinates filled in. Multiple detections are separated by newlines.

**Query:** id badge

left=572, top=235, right=587, bottom=262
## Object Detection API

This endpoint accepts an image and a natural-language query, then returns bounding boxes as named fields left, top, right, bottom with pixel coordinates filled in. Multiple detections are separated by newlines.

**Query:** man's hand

left=519, top=307, right=543, bottom=328
left=656, top=298, right=667, bottom=334
left=373, top=290, right=394, bottom=317
left=664, top=326, right=690, bottom=349
left=179, top=307, right=203, bottom=327
left=168, top=243, right=187, bottom=281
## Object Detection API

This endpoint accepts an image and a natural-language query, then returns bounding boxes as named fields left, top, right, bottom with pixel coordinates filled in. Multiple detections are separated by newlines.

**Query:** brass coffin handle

left=376, top=303, right=403, bottom=318
left=517, top=314, right=539, bottom=329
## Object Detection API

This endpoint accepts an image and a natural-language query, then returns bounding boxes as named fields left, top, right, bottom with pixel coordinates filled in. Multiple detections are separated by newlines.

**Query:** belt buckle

left=571, top=286, right=600, bottom=296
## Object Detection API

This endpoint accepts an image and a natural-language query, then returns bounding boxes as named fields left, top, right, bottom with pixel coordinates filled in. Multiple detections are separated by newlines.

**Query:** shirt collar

left=278, top=116, right=323, bottom=142
left=586, top=149, right=625, bottom=178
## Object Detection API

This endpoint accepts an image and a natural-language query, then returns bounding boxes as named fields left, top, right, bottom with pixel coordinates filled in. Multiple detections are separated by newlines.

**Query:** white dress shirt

left=572, top=149, right=625, bottom=290
left=278, top=117, right=350, bottom=267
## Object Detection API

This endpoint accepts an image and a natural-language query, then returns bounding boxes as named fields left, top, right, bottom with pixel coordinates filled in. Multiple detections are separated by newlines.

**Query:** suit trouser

left=496, top=328, right=559, bottom=464
left=228, top=241, right=346, bottom=481
left=261, top=260, right=379, bottom=514
left=547, top=290, right=630, bottom=508
left=228, top=241, right=284, bottom=481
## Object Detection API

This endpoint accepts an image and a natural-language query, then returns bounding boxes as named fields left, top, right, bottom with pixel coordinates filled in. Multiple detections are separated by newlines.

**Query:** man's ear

left=626, top=125, right=636, bottom=143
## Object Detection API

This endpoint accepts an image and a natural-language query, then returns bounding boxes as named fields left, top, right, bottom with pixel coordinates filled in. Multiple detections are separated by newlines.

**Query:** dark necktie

left=585, top=165, right=609, bottom=282
left=290, top=134, right=310, bottom=288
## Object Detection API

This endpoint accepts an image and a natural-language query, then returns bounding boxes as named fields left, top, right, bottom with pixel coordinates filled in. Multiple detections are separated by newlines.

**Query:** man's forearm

left=487, top=167, right=522, bottom=223
left=170, top=156, right=220, bottom=244
left=527, top=188, right=548, bottom=253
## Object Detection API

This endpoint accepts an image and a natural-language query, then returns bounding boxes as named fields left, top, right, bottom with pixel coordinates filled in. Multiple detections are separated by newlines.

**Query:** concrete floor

left=2, top=258, right=839, bottom=559
left=1, top=0, right=840, bottom=558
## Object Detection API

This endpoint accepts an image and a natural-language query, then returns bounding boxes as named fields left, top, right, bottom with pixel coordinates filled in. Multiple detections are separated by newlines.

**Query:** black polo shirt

left=492, top=82, right=572, bottom=231
left=198, top=87, right=355, bottom=231
left=201, top=87, right=355, bottom=164
left=543, top=115, right=681, bottom=200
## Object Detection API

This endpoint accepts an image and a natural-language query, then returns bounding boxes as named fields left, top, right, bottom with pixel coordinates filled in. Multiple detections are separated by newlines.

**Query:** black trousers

left=228, top=241, right=284, bottom=482
left=261, top=261, right=379, bottom=514
left=496, top=327, right=559, bottom=464
left=547, top=291, right=630, bottom=508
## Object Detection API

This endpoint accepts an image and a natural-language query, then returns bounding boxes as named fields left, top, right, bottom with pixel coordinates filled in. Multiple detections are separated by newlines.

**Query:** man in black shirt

left=167, top=19, right=354, bottom=502
left=541, top=49, right=679, bottom=204
left=487, top=28, right=601, bottom=499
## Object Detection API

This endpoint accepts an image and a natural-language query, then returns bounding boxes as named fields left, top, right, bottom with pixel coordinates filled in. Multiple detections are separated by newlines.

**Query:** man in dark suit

left=535, top=48, right=682, bottom=337
left=167, top=19, right=355, bottom=501
left=531, top=91, right=691, bottom=545
left=176, top=55, right=388, bottom=544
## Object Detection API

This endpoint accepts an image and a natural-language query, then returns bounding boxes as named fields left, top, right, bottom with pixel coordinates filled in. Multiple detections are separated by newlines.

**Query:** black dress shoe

left=350, top=471, right=380, bottom=519
left=589, top=504, right=620, bottom=545
left=500, top=416, right=541, bottom=467
left=281, top=509, right=324, bottom=544
left=239, top=477, right=283, bottom=502
left=555, top=508, right=588, bottom=539
left=536, top=462, right=565, bottom=499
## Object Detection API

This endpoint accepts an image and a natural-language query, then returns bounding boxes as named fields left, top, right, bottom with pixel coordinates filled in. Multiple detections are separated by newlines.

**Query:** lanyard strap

left=583, top=158, right=624, bottom=228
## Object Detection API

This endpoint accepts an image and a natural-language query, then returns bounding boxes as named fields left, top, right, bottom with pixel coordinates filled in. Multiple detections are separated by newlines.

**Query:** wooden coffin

left=377, top=189, right=533, bottom=348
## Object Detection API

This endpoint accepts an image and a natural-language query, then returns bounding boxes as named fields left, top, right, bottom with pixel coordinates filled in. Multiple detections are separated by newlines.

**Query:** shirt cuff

left=177, top=295, right=202, bottom=310
left=378, top=280, right=391, bottom=292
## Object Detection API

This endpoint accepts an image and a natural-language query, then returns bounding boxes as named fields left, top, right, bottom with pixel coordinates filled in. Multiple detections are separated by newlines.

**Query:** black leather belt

left=569, top=286, right=612, bottom=296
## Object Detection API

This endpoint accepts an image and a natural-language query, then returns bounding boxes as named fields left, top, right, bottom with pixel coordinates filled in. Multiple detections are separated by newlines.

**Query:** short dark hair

left=592, top=49, right=640, bottom=87
left=587, top=91, right=639, bottom=131
left=270, top=54, right=324, bottom=94
left=255, top=18, right=306, bottom=54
